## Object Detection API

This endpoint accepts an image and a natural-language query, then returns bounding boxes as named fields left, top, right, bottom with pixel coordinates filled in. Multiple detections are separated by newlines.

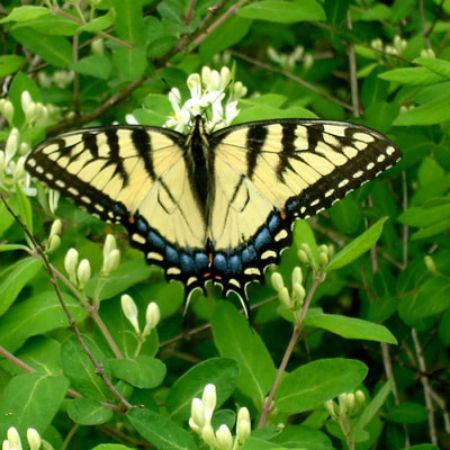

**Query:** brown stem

left=257, top=274, right=323, bottom=428
left=0, top=195, right=132, bottom=412
left=346, top=12, right=360, bottom=117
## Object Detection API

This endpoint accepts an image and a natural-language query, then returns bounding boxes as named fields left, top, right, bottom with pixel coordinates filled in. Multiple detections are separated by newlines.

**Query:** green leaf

left=67, top=398, right=113, bottom=425
left=242, top=437, right=286, bottom=449
left=0, top=257, right=41, bottom=316
left=73, top=55, right=112, bottom=80
left=304, top=312, right=397, bottom=344
left=0, top=373, right=69, bottom=438
left=85, top=260, right=151, bottom=300
left=200, top=16, right=251, bottom=59
left=211, top=302, right=276, bottom=407
left=398, top=276, right=450, bottom=325
left=0, top=55, right=25, bottom=77
left=0, top=6, right=50, bottom=23
left=112, top=0, right=145, bottom=44
left=272, top=424, right=333, bottom=449
left=378, top=67, right=444, bottom=85
left=78, top=11, right=114, bottom=32
left=414, top=57, right=450, bottom=79
left=112, top=46, right=146, bottom=81
left=354, top=380, right=392, bottom=433
left=12, top=15, right=79, bottom=36
left=238, top=0, right=326, bottom=23
left=327, top=217, right=388, bottom=271
left=166, top=358, right=239, bottom=421
left=0, top=244, right=29, bottom=253
left=293, top=220, right=320, bottom=269
left=15, top=183, right=33, bottom=234
left=128, top=408, right=197, bottom=450
left=11, top=28, right=72, bottom=68
left=386, top=402, right=428, bottom=424
left=276, top=358, right=368, bottom=413
left=328, top=196, right=363, bottom=235
left=109, top=356, right=166, bottom=389
left=393, top=93, right=450, bottom=126
left=147, top=36, right=177, bottom=59
left=0, top=290, right=86, bottom=352
left=398, top=203, right=450, bottom=227
left=324, top=0, right=350, bottom=24
left=61, top=336, right=110, bottom=401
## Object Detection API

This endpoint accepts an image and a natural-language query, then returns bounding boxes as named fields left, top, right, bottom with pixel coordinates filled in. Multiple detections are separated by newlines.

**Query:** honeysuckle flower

left=215, top=424, right=233, bottom=449
left=27, top=428, right=41, bottom=450
left=121, top=294, right=140, bottom=334
left=236, top=407, right=251, bottom=442
left=102, top=234, right=121, bottom=275
left=77, top=259, right=91, bottom=289
left=48, top=189, right=60, bottom=213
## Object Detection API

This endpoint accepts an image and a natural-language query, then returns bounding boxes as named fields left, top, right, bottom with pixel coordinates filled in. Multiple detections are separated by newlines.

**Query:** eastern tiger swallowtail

left=25, top=116, right=401, bottom=316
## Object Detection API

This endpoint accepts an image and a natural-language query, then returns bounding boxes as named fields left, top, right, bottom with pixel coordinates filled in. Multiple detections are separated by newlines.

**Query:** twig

left=60, top=423, right=80, bottom=450
left=257, top=274, right=323, bottom=429
left=429, top=386, right=450, bottom=433
left=346, top=12, right=360, bottom=117
left=401, top=171, right=408, bottom=270
left=419, top=0, right=432, bottom=49
left=411, top=328, right=438, bottom=444
left=0, top=194, right=132, bottom=412
left=231, top=50, right=353, bottom=112
left=184, top=0, right=197, bottom=24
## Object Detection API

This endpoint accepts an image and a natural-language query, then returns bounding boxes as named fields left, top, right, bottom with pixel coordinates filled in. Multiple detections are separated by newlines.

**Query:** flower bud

left=215, top=424, right=233, bottom=450
left=291, top=266, right=303, bottom=287
left=201, top=424, right=216, bottom=446
left=1, top=100, right=14, bottom=124
left=50, top=219, right=62, bottom=239
left=91, top=38, right=104, bottom=55
left=318, top=251, right=329, bottom=267
left=64, top=248, right=79, bottom=282
left=355, top=390, right=366, bottom=408
left=47, top=234, right=61, bottom=253
left=102, top=248, right=120, bottom=275
left=324, top=399, right=337, bottom=418
left=338, top=393, right=348, bottom=415
left=120, top=294, right=140, bottom=334
left=190, top=397, right=205, bottom=429
left=297, top=249, right=309, bottom=264
left=103, top=234, right=117, bottom=258
left=77, top=259, right=91, bottom=289
left=143, top=302, right=160, bottom=336
left=48, top=189, right=60, bottom=214
left=7, top=427, right=22, bottom=450
left=5, top=128, right=19, bottom=163
left=271, top=272, right=284, bottom=292
left=21, top=91, right=33, bottom=114
left=291, top=283, right=305, bottom=306
left=278, top=287, right=291, bottom=308
left=424, top=255, right=437, bottom=274
left=236, top=407, right=251, bottom=442
left=13, top=156, right=26, bottom=180
left=202, top=384, right=216, bottom=423
left=27, top=428, right=41, bottom=450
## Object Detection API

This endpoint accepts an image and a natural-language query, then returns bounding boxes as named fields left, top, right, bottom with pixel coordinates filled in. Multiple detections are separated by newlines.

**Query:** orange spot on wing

left=280, top=210, right=287, bottom=220
left=128, top=215, right=135, bottom=224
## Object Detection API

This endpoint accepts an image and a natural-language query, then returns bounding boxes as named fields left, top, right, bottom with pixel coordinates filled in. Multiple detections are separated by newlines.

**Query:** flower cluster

left=324, top=390, right=366, bottom=420
left=2, top=427, right=50, bottom=450
left=189, top=384, right=251, bottom=450
left=371, top=35, right=408, bottom=57
left=267, top=45, right=313, bottom=71
left=164, top=66, right=247, bottom=133
left=120, top=294, right=161, bottom=338
left=37, top=70, right=74, bottom=90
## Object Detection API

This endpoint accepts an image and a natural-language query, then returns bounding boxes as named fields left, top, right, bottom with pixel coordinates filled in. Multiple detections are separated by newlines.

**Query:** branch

left=257, top=273, right=323, bottom=429
left=0, top=194, right=132, bottom=412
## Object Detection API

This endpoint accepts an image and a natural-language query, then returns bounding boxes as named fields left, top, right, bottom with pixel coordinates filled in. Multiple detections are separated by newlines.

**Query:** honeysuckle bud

left=297, top=249, right=309, bottom=264
left=2, top=440, right=11, bottom=450
left=6, top=428, right=22, bottom=450
left=102, top=248, right=120, bottom=275
left=318, top=251, right=329, bottom=267
left=338, top=393, right=348, bottom=415
left=278, top=287, right=291, bottom=308
left=291, top=283, right=305, bottom=306
left=143, top=302, right=160, bottom=336
left=64, top=248, right=79, bottom=282
left=355, top=390, right=365, bottom=409
left=190, top=397, right=205, bottom=430
left=48, top=189, right=60, bottom=214
left=47, top=234, right=61, bottom=253
left=13, top=156, right=26, bottom=180
left=49, top=219, right=62, bottom=239
left=345, top=393, right=356, bottom=413
left=202, top=384, right=216, bottom=422
left=91, top=38, right=104, bottom=55
left=77, top=259, right=91, bottom=289
left=19, top=142, right=30, bottom=155
left=303, top=53, right=314, bottom=70
left=0, top=99, right=14, bottom=124
left=0, top=151, right=6, bottom=173
left=5, top=128, right=19, bottom=163
left=219, top=66, right=231, bottom=89
left=121, top=294, right=140, bottom=333
left=271, top=272, right=284, bottom=292
left=236, top=407, right=251, bottom=442
left=27, top=428, right=41, bottom=450
left=371, top=38, right=383, bottom=51
left=21, top=91, right=33, bottom=115
left=103, top=234, right=117, bottom=258
left=424, top=255, right=437, bottom=274
left=233, top=81, right=247, bottom=99
left=324, top=399, right=337, bottom=418
left=200, top=424, right=216, bottom=447
left=215, top=424, right=233, bottom=450
left=420, top=48, right=435, bottom=58
left=291, top=266, right=303, bottom=287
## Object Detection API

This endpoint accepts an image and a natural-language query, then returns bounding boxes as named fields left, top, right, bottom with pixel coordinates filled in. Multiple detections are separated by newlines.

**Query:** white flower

left=143, top=302, right=160, bottom=336
left=120, top=294, right=140, bottom=334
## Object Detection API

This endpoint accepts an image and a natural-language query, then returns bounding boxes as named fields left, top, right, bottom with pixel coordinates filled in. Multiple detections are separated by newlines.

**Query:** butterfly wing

left=25, top=126, right=209, bottom=286
left=208, top=119, right=401, bottom=302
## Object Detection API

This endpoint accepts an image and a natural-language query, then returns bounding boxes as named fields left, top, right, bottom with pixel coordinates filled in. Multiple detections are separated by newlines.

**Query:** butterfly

left=26, top=116, right=401, bottom=317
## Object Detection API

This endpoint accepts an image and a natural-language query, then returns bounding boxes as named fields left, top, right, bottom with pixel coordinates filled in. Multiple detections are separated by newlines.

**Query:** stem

left=72, top=33, right=80, bottom=116
left=257, top=274, right=323, bottom=428
left=411, top=328, right=438, bottom=444
left=418, top=0, right=432, bottom=49
left=346, top=12, right=360, bottom=117
left=340, top=415, right=355, bottom=450
left=0, top=195, right=132, bottom=412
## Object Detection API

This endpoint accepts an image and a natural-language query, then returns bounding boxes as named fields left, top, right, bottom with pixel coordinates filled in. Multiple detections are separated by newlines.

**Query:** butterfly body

left=26, top=117, right=401, bottom=316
